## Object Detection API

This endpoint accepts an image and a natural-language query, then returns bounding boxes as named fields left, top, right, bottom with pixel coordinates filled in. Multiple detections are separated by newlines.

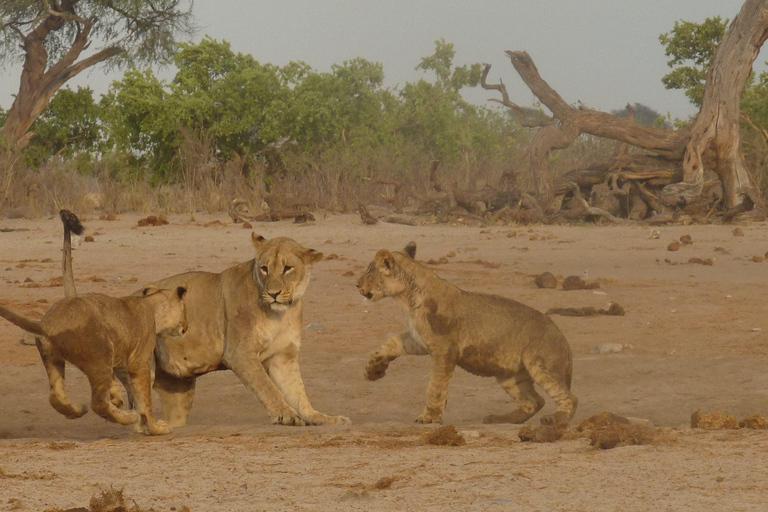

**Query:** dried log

left=383, top=216, right=417, bottom=226
left=252, top=208, right=315, bottom=223
left=358, top=203, right=379, bottom=225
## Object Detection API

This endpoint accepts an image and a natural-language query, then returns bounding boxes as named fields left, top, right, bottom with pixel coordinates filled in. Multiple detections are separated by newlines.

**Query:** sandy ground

left=1, top=213, right=768, bottom=511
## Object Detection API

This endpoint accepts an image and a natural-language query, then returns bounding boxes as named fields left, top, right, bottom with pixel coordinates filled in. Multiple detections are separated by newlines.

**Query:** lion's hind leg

left=35, top=339, right=88, bottom=419
left=526, top=357, right=578, bottom=427
left=86, top=366, right=140, bottom=426
left=483, top=372, right=545, bottom=424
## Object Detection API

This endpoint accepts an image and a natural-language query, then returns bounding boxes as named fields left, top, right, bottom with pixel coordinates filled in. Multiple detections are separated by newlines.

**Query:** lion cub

left=0, top=286, right=188, bottom=435
left=357, top=242, right=578, bottom=426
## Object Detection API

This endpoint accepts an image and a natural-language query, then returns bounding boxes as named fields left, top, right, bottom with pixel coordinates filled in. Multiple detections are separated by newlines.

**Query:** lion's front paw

left=143, top=420, right=173, bottom=436
left=365, top=354, right=391, bottom=381
left=415, top=410, right=442, bottom=424
left=304, top=412, right=352, bottom=426
left=272, top=407, right=306, bottom=426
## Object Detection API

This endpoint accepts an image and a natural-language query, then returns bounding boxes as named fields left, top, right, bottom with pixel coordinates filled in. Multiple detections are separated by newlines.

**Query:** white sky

left=0, top=0, right=764, bottom=119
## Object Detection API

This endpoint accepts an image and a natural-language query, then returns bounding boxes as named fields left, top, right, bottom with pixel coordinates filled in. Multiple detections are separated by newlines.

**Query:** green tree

left=0, top=0, right=193, bottom=151
left=24, top=86, right=101, bottom=167
left=659, top=17, right=729, bottom=107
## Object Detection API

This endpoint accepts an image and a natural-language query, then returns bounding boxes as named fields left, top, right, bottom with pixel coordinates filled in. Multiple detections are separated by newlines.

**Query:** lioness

left=140, top=233, right=350, bottom=428
left=0, top=285, right=188, bottom=435
left=357, top=242, right=578, bottom=426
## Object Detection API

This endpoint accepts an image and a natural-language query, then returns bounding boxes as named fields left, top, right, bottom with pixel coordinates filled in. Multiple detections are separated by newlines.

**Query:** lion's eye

left=260, top=266, right=269, bottom=274
left=283, top=265, right=293, bottom=274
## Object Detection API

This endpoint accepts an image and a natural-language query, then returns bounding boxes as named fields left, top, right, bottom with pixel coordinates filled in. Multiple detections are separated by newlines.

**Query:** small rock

left=667, top=241, right=680, bottom=251
left=23, top=277, right=33, bottom=283
left=650, top=230, right=660, bottom=239
left=753, top=255, right=764, bottom=263
left=733, top=227, right=744, bottom=236
left=535, top=272, right=557, bottom=289
left=84, top=235, right=94, bottom=243
left=591, top=343, right=624, bottom=354
left=688, top=257, right=714, bottom=266
left=562, top=275, right=585, bottom=291
left=680, top=234, right=693, bottom=245
left=326, top=254, right=339, bottom=260
left=305, top=323, right=325, bottom=331
left=606, top=303, right=625, bottom=316
left=242, top=222, right=252, bottom=229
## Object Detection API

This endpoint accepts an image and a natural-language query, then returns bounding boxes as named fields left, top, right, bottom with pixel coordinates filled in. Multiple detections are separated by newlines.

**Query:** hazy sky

left=1, top=0, right=764, bottom=119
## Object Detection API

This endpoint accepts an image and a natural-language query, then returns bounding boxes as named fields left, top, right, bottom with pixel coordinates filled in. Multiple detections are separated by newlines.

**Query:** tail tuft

left=59, top=210, right=84, bottom=236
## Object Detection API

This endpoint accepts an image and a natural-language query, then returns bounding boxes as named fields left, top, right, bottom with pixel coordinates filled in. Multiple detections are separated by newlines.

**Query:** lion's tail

left=0, top=304, right=45, bottom=336
left=59, top=209, right=84, bottom=299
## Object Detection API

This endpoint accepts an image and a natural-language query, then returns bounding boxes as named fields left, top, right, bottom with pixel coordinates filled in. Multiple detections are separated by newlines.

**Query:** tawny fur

left=0, top=287, right=188, bottom=435
left=357, top=242, right=578, bottom=426
left=138, top=233, right=351, bottom=428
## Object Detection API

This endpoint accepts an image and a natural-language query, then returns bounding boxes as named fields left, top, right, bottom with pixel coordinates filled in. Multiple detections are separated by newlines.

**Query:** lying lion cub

left=0, top=285, right=188, bottom=435
left=357, top=242, right=578, bottom=426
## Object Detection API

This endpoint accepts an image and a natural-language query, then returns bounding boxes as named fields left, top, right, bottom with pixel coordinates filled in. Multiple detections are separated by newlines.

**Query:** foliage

left=659, top=17, right=729, bottom=107
left=94, top=38, right=517, bottom=182
left=24, top=86, right=101, bottom=168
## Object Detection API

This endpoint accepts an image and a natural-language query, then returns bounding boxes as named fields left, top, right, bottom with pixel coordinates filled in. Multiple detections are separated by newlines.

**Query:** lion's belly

left=457, top=344, right=516, bottom=378
left=155, top=329, right=224, bottom=378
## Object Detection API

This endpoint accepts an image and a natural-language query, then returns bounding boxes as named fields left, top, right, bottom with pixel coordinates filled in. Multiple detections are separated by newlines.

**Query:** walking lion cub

left=0, top=273, right=188, bottom=436
left=357, top=242, right=577, bottom=426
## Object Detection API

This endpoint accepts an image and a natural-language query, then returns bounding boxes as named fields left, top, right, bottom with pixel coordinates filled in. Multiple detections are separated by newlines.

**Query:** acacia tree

left=482, top=0, right=768, bottom=213
left=0, top=0, right=193, bottom=152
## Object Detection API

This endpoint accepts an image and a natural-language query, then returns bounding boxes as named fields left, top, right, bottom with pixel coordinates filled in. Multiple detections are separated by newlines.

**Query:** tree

left=482, top=0, right=768, bottom=213
left=24, top=86, right=101, bottom=167
left=0, top=0, right=193, bottom=152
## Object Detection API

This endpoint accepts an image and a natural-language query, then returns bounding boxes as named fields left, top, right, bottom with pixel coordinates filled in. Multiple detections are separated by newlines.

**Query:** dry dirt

left=1, top=214, right=768, bottom=511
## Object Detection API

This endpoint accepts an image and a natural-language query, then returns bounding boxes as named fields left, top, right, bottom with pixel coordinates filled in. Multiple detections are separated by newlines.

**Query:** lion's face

left=251, top=234, right=323, bottom=312
left=357, top=243, right=417, bottom=302
left=143, top=285, right=189, bottom=335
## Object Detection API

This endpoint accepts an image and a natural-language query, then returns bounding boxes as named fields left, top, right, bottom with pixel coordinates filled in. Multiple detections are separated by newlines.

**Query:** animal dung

left=535, top=272, right=557, bottom=289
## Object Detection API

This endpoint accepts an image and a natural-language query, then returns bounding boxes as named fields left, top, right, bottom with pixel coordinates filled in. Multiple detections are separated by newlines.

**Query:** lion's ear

left=141, top=285, right=160, bottom=297
left=251, top=233, right=267, bottom=251
left=403, top=242, right=417, bottom=259
left=375, top=250, right=395, bottom=274
left=303, top=248, right=323, bottom=264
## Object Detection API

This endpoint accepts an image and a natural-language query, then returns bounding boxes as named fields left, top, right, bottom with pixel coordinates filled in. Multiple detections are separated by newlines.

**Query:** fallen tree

left=480, top=0, right=768, bottom=221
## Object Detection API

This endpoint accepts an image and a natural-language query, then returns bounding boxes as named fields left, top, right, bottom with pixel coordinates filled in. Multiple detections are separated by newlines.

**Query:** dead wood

left=357, top=203, right=379, bottom=225
left=383, top=216, right=417, bottom=226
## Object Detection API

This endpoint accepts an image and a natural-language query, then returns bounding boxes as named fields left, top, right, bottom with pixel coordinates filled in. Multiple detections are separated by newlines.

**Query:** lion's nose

left=268, top=291, right=280, bottom=300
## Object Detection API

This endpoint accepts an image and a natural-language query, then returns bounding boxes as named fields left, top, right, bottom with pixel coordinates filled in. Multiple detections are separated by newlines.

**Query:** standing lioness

left=0, top=286, right=188, bottom=435
left=357, top=242, right=578, bottom=426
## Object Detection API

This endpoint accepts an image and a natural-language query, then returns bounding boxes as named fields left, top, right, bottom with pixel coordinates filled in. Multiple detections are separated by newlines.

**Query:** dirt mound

left=424, top=425, right=466, bottom=446
left=577, top=412, right=632, bottom=432
left=690, top=410, right=739, bottom=430
left=44, top=488, right=188, bottom=512
left=535, top=272, right=557, bottom=289
left=589, top=423, right=659, bottom=450
left=739, top=414, right=768, bottom=429
left=137, top=216, right=168, bottom=227
left=691, top=410, right=768, bottom=430
left=518, top=425, right=565, bottom=443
